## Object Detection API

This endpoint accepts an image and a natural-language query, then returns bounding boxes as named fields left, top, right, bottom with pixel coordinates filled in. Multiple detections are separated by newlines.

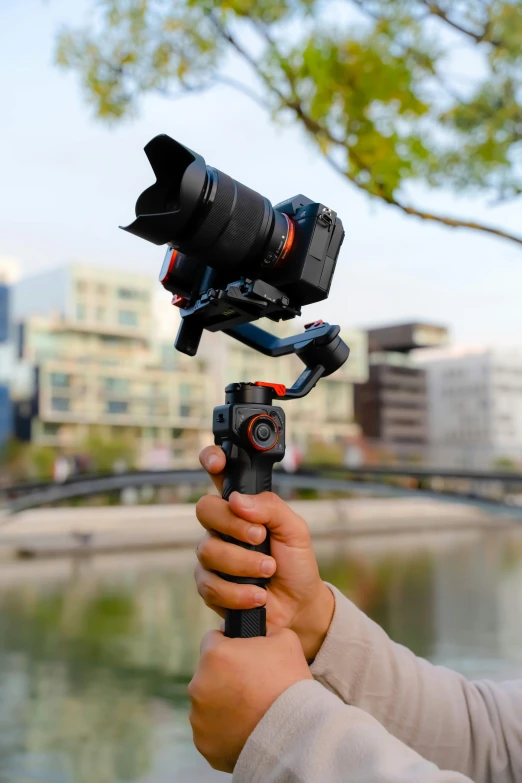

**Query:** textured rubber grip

left=222, top=447, right=274, bottom=638
left=224, top=607, right=266, bottom=639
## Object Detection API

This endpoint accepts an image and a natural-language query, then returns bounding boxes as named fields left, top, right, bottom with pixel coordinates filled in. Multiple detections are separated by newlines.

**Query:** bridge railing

left=2, top=465, right=522, bottom=515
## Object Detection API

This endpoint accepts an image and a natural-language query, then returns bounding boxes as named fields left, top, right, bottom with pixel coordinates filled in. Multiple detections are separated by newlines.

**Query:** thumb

left=199, top=629, right=226, bottom=655
left=199, top=446, right=226, bottom=493
left=228, top=491, right=311, bottom=548
left=265, top=622, right=292, bottom=638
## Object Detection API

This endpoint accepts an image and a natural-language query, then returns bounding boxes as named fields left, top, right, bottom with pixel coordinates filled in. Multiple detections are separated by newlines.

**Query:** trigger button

left=222, top=442, right=239, bottom=460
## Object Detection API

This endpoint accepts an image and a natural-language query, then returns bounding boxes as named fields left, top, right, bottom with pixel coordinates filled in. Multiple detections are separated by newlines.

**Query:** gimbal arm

left=225, top=320, right=350, bottom=399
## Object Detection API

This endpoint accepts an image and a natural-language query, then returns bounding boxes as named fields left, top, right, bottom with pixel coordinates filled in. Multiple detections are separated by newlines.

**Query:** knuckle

left=208, top=643, right=231, bottom=666
left=195, top=535, right=210, bottom=563
left=195, top=495, right=212, bottom=520
left=194, top=562, right=205, bottom=586
left=192, top=732, right=207, bottom=757
left=203, top=580, right=220, bottom=604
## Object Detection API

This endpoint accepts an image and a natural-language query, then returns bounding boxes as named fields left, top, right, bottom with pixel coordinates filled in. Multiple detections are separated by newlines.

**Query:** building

left=11, top=263, right=369, bottom=468
left=367, top=322, right=449, bottom=354
left=354, top=322, right=449, bottom=462
left=0, top=258, right=20, bottom=450
left=199, top=320, right=368, bottom=458
left=421, top=348, right=522, bottom=470
left=12, top=264, right=213, bottom=467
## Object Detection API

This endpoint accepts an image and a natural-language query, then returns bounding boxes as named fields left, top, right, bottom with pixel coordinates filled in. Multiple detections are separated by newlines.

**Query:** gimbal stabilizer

left=120, top=133, right=350, bottom=638
left=212, top=320, right=350, bottom=639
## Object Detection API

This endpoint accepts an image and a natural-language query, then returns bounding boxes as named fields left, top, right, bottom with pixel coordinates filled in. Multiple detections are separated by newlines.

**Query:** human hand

left=189, top=625, right=312, bottom=772
left=195, top=446, right=335, bottom=661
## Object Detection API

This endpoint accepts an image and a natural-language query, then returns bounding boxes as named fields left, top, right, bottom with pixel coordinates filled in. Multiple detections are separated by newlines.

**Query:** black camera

left=122, top=134, right=345, bottom=356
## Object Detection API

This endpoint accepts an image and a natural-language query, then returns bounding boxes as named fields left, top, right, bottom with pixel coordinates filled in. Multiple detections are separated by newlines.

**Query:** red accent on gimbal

left=247, top=414, right=280, bottom=452
left=304, top=319, right=324, bottom=330
left=160, top=248, right=178, bottom=283
left=254, top=381, right=287, bottom=398
left=171, top=294, right=188, bottom=308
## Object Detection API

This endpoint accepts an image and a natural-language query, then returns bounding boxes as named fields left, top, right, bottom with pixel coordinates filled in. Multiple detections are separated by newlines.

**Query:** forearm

left=311, top=585, right=522, bottom=782
left=234, top=680, right=473, bottom=783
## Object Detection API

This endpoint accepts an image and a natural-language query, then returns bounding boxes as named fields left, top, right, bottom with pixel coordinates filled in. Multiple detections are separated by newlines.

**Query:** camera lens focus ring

left=179, top=169, right=269, bottom=268
left=247, top=414, right=279, bottom=452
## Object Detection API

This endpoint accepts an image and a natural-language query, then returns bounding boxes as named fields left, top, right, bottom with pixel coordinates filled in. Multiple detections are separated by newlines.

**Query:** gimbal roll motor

left=122, top=134, right=350, bottom=638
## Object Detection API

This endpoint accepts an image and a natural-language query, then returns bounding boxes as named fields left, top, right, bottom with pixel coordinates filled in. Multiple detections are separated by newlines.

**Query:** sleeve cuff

left=233, top=680, right=345, bottom=783
left=309, top=583, right=375, bottom=703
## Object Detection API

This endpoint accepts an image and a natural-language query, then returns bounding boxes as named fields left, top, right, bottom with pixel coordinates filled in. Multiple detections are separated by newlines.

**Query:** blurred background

left=0, top=0, right=522, bottom=781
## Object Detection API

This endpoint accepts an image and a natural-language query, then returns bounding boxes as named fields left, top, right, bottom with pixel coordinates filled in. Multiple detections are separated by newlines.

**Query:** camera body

left=122, top=135, right=345, bottom=355
left=161, top=194, right=344, bottom=355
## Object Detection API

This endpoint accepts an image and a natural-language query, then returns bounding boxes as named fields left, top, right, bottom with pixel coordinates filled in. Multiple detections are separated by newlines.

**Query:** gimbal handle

left=212, top=322, right=349, bottom=638
left=213, top=384, right=285, bottom=638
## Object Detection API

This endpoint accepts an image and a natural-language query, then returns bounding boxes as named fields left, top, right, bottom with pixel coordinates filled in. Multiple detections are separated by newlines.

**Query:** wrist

left=291, top=581, right=335, bottom=662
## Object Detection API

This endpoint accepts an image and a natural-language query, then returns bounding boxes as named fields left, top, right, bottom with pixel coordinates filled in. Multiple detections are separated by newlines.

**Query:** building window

left=180, top=404, right=192, bottom=418
left=50, top=372, right=70, bottom=388
left=77, top=304, right=86, bottom=321
left=118, top=287, right=139, bottom=300
left=43, top=422, right=61, bottom=435
left=103, top=377, right=129, bottom=394
left=179, top=383, right=193, bottom=400
left=106, top=400, right=128, bottom=414
left=51, top=397, right=70, bottom=412
left=118, top=310, right=138, bottom=326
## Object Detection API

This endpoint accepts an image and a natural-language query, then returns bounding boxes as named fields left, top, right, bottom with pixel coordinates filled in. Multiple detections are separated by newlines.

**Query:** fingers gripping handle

left=213, top=396, right=285, bottom=639
left=221, top=446, right=275, bottom=638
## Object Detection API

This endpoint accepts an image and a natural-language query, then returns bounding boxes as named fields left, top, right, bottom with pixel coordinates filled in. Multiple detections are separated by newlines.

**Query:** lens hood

left=121, top=134, right=207, bottom=246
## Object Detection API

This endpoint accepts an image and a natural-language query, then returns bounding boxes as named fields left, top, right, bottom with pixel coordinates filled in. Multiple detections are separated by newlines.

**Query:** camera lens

left=122, top=134, right=294, bottom=277
left=247, top=414, right=279, bottom=452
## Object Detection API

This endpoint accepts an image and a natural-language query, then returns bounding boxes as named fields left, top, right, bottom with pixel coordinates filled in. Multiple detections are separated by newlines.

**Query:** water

left=1, top=528, right=522, bottom=782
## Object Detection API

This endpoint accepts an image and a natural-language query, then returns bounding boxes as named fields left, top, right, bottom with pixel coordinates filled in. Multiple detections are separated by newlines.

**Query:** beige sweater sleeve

left=310, top=585, right=522, bottom=782
left=233, top=680, right=473, bottom=783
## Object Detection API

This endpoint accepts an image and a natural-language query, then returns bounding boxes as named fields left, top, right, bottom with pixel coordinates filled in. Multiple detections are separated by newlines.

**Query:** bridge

left=2, top=465, right=522, bottom=515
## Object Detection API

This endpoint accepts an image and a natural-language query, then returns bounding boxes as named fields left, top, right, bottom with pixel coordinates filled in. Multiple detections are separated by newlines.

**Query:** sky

left=1, top=0, right=521, bottom=346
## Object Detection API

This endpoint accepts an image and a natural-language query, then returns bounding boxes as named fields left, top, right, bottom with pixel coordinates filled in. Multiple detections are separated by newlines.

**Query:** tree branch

left=207, top=10, right=522, bottom=248
left=419, top=0, right=500, bottom=46
left=158, top=74, right=269, bottom=111
left=392, top=200, right=522, bottom=244
left=324, top=152, right=522, bottom=245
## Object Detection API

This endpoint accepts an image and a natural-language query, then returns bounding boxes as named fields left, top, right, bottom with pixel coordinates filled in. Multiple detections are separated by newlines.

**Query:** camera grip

left=221, top=444, right=274, bottom=639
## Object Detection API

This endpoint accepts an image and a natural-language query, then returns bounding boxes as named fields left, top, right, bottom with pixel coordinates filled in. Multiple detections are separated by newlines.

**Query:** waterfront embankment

left=0, top=496, right=517, bottom=561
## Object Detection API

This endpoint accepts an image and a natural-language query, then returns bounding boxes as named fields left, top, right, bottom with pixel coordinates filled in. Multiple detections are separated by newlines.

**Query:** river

left=0, top=526, right=521, bottom=782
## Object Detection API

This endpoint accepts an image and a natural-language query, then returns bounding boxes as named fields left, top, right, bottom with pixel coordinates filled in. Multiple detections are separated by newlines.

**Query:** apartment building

left=12, top=265, right=213, bottom=467
left=422, top=349, right=522, bottom=470
left=354, top=322, right=449, bottom=461
left=0, top=258, right=20, bottom=449
left=12, top=263, right=369, bottom=467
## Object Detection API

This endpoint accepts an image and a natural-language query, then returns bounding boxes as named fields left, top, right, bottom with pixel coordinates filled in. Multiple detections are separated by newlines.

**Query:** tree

left=82, top=432, right=136, bottom=473
left=56, top=0, right=522, bottom=246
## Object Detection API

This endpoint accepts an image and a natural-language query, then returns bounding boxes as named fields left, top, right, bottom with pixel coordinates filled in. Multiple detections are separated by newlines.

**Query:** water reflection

left=0, top=530, right=521, bottom=782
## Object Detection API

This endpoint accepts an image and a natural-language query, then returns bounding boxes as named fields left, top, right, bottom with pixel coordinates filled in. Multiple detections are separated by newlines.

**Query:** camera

left=122, top=134, right=345, bottom=355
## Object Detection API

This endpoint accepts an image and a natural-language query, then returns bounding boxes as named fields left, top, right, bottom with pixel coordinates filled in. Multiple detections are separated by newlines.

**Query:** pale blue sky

left=1, top=0, right=520, bottom=345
